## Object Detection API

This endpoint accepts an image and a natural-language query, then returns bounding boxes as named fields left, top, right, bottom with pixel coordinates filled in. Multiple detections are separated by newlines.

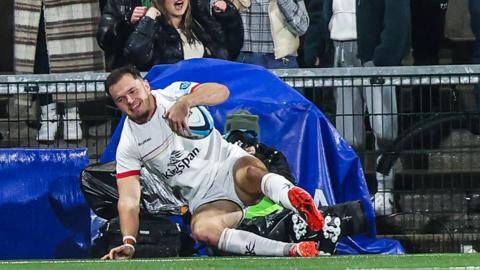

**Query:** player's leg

left=232, top=156, right=324, bottom=231
left=190, top=200, right=318, bottom=256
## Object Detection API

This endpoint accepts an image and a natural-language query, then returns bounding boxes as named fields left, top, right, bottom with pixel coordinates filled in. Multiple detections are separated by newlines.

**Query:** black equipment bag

left=80, top=162, right=118, bottom=219
left=237, top=200, right=368, bottom=254
left=91, top=216, right=194, bottom=258
left=80, top=161, right=188, bottom=219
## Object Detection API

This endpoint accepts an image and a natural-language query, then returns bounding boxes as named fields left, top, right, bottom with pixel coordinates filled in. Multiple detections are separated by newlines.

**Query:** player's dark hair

left=104, top=65, right=143, bottom=96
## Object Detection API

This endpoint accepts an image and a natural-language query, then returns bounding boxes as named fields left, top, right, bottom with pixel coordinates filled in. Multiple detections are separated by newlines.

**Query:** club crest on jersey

left=179, top=82, right=191, bottom=90
left=160, top=148, right=200, bottom=180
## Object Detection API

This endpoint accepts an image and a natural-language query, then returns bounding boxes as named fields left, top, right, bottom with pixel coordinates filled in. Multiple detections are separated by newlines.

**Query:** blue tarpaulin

left=100, top=58, right=404, bottom=254
left=0, top=148, right=90, bottom=259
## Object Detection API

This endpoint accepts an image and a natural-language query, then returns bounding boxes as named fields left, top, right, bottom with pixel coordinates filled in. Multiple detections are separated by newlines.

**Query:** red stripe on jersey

left=116, top=170, right=140, bottom=179
left=191, top=83, right=201, bottom=93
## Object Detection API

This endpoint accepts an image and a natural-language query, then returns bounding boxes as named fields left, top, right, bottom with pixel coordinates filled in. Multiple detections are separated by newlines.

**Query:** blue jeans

left=236, top=52, right=299, bottom=69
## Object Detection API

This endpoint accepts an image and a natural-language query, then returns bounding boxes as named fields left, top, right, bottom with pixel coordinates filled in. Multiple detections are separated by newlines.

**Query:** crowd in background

left=5, top=0, right=480, bottom=216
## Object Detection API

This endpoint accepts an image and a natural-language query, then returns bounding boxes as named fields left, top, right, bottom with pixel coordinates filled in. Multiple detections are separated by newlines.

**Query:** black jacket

left=97, top=0, right=142, bottom=71
left=124, top=1, right=243, bottom=71
left=356, top=0, right=411, bottom=66
left=302, top=0, right=332, bottom=67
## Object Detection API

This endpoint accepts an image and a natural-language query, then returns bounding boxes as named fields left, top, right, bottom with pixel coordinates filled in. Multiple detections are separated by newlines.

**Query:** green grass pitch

left=1, top=254, right=480, bottom=270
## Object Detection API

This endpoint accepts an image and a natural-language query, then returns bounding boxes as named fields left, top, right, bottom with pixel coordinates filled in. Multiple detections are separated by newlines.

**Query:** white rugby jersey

left=116, top=81, right=243, bottom=203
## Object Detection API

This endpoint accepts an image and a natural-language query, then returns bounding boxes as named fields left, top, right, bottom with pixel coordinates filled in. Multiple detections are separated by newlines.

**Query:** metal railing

left=2, top=65, right=480, bottom=253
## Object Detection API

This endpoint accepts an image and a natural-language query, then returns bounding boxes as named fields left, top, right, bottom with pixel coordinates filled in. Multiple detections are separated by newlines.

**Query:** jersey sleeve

left=116, top=126, right=142, bottom=179
left=160, top=81, right=201, bottom=100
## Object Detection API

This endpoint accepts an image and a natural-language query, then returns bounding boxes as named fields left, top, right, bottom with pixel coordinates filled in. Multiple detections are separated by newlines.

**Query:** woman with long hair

left=124, top=0, right=243, bottom=70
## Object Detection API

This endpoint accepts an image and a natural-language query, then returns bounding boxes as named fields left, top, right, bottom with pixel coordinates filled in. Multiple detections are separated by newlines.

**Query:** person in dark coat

left=356, top=0, right=411, bottom=67
left=302, top=0, right=332, bottom=68
left=97, top=0, right=145, bottom=71
left=124, top=0, right=243, bottom=71
left=407, top=0, right=448, bottom=144
left=411, top=0, right=448, bottom=66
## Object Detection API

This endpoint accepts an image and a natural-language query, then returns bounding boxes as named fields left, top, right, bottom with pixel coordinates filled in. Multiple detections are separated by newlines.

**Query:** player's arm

left=102, top=175, right=141, bottom=260
left=165, top=83, right=229, bottom=134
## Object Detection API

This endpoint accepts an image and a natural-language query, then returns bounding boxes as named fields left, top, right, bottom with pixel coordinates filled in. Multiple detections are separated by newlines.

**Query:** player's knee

left=245, top=165, right=266, bottom=183
left=191, top=226, right=221, bottom=247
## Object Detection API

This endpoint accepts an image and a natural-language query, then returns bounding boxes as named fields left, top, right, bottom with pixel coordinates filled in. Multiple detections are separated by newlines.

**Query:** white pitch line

left=0, top=257, right=298, bottom=265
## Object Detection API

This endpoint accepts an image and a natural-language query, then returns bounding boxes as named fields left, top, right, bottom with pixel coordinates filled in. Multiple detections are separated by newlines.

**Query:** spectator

left=357, top=0, right=410, bottom=216
left=124, top=0, right=243, bottom=71
left=411, top=0, right=448, bottom=67
left=14, top=1, right=104, bottom=142
left=444, top=0, right=475, bottom=64
left=97, top=0, right=146, bottom=71
left=33, top=7, right=56, bottom=142
left=302, top=0, right=331, bottom=68
left=323, top=0, right=411, bottom=215
left=300, top=0, right=335, bottom=119
left=405, top=0, right=448, bottom=152
left=234, top=0, right=309, bottom=69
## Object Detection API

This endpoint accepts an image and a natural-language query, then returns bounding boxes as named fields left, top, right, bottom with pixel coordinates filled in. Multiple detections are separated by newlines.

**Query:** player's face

left=109, top=74, right=153, bottom=124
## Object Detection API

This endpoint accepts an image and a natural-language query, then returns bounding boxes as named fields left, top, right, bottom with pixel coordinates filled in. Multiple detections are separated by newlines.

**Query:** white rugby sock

left=218, top=228, right=291, bottom=256
left=260, top=173, right=295, bottom=210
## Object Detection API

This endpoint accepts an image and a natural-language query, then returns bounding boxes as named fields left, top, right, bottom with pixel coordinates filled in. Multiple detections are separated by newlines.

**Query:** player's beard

left=128, top=96, right=152, bottom=124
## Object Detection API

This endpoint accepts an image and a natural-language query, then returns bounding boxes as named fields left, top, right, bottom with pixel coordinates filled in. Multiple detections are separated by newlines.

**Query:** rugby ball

left=183, top=106, right=214, bottom=139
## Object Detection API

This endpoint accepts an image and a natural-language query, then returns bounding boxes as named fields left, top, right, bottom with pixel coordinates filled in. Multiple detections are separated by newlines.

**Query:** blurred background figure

left=324, top=0, right=411, bottom=215
left=14, top=0, right=104, bottom=142
left=97, top=0, right=146, bottom=71
left=411, top=0, right=448, bottom=67
left=444, top=0, right=475, bottom=65
left=124, top=0, right=243, bottom=71
left=234, top=0, right=309, bottom=69
left=299, top=0, right=335, bottom=120
left=403, top=0, right=448, bottom=154
left=301, top=0, right=332, bottom=69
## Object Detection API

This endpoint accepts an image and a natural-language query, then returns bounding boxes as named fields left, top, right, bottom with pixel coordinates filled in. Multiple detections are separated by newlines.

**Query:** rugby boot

left=288, top=187, right=324, bottom=232
left=288, top=241, right=319, bottom=257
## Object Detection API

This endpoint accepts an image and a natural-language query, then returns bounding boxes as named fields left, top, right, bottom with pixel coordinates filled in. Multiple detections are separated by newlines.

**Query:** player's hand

left=131, top=6, right=148, bottom=23
left=164, top=98, right=192, bottom=137
left=101, top=244, right=135, bottom=260
left=213, top=0, right=227, bottom=12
